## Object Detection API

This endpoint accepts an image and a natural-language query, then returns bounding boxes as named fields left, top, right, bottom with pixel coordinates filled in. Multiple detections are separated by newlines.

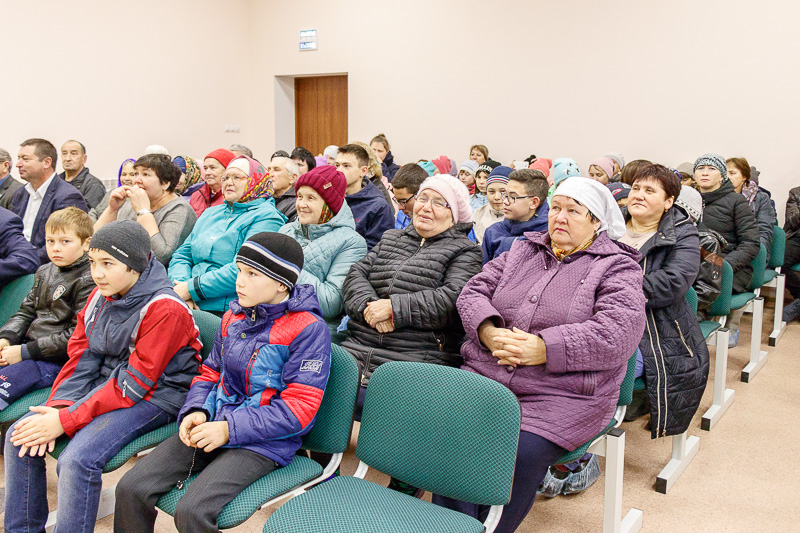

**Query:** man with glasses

left=389, top=163, right=429, bottom=229
left=481, top=168, right=549, bottom=264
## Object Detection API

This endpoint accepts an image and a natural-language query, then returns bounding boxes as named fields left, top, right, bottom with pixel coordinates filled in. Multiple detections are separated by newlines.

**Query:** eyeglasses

left=221, top=174, right=248, bottom=183
left=501, top=191, right=536, bottom=204
left=395, top=194, right=416, bottom=206
left=416, top=195, right=450, bottom=210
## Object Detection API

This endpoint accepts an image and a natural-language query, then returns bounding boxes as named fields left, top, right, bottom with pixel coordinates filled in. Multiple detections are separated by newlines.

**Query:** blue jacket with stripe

left=179, top=284, right=331, bottom=466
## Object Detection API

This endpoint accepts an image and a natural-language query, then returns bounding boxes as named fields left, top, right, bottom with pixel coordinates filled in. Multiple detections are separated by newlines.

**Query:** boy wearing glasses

left=481, top=169, right=549, bottom=265
left=390, top=163, right=429, bottom=229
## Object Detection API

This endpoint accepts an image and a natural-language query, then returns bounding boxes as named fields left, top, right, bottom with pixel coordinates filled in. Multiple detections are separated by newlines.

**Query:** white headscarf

left=552, top=177, right=627, bottom=240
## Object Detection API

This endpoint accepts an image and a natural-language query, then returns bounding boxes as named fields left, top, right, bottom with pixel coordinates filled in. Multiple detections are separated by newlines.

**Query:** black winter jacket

left=0, top=254, right=94, bottom=364
left=625, top=208, right=709, bottom=438
left=694, top=220, right=726, bottom=313
left=700, top=181, right=760, bottom=293
left=342, top=223, right=482, bottom=385
left=274, top=186, right=297, bottom=222
left=785, top=186, right=800, bottom=241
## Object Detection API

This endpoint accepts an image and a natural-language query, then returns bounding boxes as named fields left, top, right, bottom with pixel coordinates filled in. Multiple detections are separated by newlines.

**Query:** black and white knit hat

left=235, top=232, right=304, bottom=289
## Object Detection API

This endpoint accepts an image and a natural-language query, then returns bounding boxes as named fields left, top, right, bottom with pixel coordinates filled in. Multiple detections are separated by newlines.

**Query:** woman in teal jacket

left=169, top=155, right=286, bottom=314
left=279, top=165, right=367, bottom=337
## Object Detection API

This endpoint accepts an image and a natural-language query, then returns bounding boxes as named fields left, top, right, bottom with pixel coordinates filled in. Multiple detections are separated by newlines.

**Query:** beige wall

left=4, top=0, right=797, bottom=221
left=248, top=0, right=800, bottom=222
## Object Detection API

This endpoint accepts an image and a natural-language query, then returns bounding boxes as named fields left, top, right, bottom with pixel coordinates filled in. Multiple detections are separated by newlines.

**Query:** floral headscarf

left=117, top=158, right=136, bottom=186
left=227, top=155, right=274, bottom=203
left=175, top=156, right=203, bottom=194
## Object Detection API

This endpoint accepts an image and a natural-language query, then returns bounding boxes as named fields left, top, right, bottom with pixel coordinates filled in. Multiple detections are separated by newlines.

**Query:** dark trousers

left=431, top=431, right=566, bottom=533
left=0, top=359, right=61, bottom=409
left=114, top=433, right=278, bottom=533
left=783, top=234, right=800, bottom=298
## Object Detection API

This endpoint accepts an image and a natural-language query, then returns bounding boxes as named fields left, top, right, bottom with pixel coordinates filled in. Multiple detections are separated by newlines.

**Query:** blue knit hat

left=551, top=158, right=581, bottom=186
left=459, top=160, right=479, bottom=175
left=693, top=153, right=727, bottom=182
left=417, top=160, right=436, bottom=176
left=485, top=165, right=513, bottom=187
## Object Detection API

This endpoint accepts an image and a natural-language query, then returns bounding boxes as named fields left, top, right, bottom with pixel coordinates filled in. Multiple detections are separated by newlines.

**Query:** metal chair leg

left=701, top=328, right=735, bottom=431
left=603, top=428, right=643, bottom=533
left=741, top=297, right=768, bottom=382
left=768, top=274, right=787, bottom=346
left=656, top=431, right=699, bottom=494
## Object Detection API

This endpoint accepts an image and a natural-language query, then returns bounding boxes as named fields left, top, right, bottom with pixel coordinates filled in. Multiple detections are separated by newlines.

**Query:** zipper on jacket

left=360, top=349, right=375, bottom=386
left=650, top=309, right=669, bottom=437
left=674, top=320, right=695, bottom=357
left=644, top=314, right=663, bottom=436
left=386, top=238, right=426, bottom=294
left=245, top=348, right=259, bottom=396
left=122, top=380, right=128, bottom=398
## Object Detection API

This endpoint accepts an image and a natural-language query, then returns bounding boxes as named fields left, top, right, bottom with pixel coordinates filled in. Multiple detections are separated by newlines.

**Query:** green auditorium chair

left=262, top=361, right=521, bottom=533
left=155, top=343, right=360, bottom=529
left=0, top=273, right=35, bottom=326
left=731, top=244, right=769, bottom=382
left=762, top=226, right=787, bottom=346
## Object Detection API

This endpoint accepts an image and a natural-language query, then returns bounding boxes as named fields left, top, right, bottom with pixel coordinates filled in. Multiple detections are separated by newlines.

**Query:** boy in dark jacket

left=114, top=232, right=331, bottom=533
left=4, top=220, right=202, bottom=533
left=337, top=144, right=394, bottom=250
left=0, top=207, right=94, bottom=409
left=482, top=169, right=549, bottom=264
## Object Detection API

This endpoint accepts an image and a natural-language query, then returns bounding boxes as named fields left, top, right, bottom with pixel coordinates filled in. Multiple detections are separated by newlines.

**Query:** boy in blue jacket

left=115, top=232, right=331, bottom=533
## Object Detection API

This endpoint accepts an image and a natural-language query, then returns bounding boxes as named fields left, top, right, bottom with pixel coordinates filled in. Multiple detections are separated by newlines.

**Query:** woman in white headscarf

left=436, top=178, right=646, bottom=532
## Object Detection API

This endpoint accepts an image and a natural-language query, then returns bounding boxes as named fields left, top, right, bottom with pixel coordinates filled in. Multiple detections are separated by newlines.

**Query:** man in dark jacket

left=267, top=156, right=299, bottom=221
left=0, top=207, right=39, bottom=290
left=0, top=148, right=23, bottom=209
left=482, top=169, right=549, bottom=264
left=11, top=138, right=88, bottom=264
left=58, top=140, right=106, bottom=209
left=336, top=144, right=394, bottom=250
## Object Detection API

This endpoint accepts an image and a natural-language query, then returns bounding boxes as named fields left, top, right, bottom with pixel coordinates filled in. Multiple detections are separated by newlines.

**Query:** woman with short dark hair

left=95, top=154, right=197, bottom=265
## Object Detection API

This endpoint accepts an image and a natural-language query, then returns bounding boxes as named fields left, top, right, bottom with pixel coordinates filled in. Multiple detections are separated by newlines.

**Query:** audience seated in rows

left=96, top=154, right=197, bottom=266
left=268, top=156, right=300, bottom=221
left=189, top=149, right=235, bottom=217
left=57, top=140, right=106, bottom=210
left=370, top=134, right=400, bottom=181
left=391, top=163, right=429, bottom=230
left=472, top=164, right=509, bottom=243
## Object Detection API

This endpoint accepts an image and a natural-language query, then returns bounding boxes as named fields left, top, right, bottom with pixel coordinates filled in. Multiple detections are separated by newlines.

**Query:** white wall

left=247, top=0, right=800, bottom=221
left=3, top=0, right=797, bottom=220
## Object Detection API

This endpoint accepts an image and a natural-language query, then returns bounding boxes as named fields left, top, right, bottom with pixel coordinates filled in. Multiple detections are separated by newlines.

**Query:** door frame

left=273, top=72, right=348, bottom=153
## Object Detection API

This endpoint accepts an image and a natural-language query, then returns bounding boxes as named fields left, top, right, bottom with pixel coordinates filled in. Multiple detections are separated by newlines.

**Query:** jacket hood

left=229, top=283, right=322, bottom=321
left=223, top=196, right=269, bottom=212
left=383, top=151, right=395, bottom=166
left=502, top=207, right=548, bottom=236
left=700, top=180, right=736, bottom=204
left=524, top=228, right=641, bottom=262
left=107, top=254, right=173, bottom=309
left=622, top=206, right=692, bottom=253
left=348, top=179, right=384, bottom=201
left=287, top=200, right=357, bottom=240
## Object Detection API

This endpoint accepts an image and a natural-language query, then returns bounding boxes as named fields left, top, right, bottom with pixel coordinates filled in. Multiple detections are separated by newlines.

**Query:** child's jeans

left=4, top=400, right=174, bottom=533
left=0, top=359, right=62, bottom=409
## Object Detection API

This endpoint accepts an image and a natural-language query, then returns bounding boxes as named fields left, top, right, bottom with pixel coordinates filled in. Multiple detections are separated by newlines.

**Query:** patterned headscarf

left=175, top=156, right=203, bottom=194
left=117, top=158, right=136, bottom=186
left=228, top=155, right=274, bottom=203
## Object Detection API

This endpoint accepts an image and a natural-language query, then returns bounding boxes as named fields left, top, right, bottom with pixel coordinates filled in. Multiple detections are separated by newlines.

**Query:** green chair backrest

left=301, top=344, right=360, bottom=454
left=686, top=286, right=698, bottom=316
left=0, top=274, right=35, bottom=326
left=356, top=362, right=520, bottom=506
left=769, top=226, right=786, bottom=269
left=748, top=244, right=768, bottom=291
left=618, top=351, right=639, bottom=407
left=191, top=309, right=222, bottom=361
left=708, top=260, right=733, bottom=317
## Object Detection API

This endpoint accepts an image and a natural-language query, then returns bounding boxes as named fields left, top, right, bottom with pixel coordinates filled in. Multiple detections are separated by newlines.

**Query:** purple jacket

left=457, top=230, right=646, bottom=451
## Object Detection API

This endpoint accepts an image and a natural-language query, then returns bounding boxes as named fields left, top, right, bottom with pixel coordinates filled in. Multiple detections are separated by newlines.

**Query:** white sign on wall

left=299, top=30, right=318, bottom=51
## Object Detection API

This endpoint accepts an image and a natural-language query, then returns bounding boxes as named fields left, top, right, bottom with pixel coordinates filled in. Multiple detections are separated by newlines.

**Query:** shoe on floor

left=727, top=330, right=740, bottom=348
left=536, top=466, right=569, bottom=498
left=561, top=454, right=601, bottom=495
left=782, top=299, right=800, bottom=323
left=624, top=389, right=650, bottom=422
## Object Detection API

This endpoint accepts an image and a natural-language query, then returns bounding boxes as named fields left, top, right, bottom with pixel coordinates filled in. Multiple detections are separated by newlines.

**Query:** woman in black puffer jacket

left=620, top=165, right=709, bottom=438
left=342, top=174, right=482, bottom=391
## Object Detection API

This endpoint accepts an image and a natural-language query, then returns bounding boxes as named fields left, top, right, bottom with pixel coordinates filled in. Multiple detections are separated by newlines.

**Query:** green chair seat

left=633, top=377, right=645, bottom=391
left=700, top=321, right=721, bottom=339
left=157, top=455, right=323, bottom=529
left=0, top=387, right=51, bottom=423
left=262, top=475, right=484, bottom=533
left=763, top=269, right=778, bottom=284
left=730, top=292, right=756, bottom=311
left=793, top=264, right=800, bottom=272
left=555, top=418, right=618, bottom=465
left=0, top=274, right=35, bottom=326
left=50, top=422, right=179, bottom=473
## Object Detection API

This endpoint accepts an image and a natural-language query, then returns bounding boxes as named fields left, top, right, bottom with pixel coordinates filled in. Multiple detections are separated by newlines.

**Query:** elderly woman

left=726, top=156, right=776, bottom=255
left=189, top=149, right=236, bottom=217
left=620, top=165, right=709, bottom=438
left=95, top=154, right=197, bottom=265
left=279, top=165, right=367, bottom=337
left=174, top=155, right=204, bottom=198
left=694, top=153, right=760, bottom=346
left=435, top=178, right=645, bottom=533
left=89, top=158, right=136, bottom=222
left=169, top=155, right=286, bottom=315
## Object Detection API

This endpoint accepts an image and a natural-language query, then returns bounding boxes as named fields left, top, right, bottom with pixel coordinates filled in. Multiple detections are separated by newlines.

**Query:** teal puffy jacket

left=168, top=198, right=287, bottom=313
left=279, top=201, right=367, bottom=332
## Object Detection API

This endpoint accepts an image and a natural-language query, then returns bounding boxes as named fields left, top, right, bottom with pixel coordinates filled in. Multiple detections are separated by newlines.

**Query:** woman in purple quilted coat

left=434, top=178, right=646, bottom=533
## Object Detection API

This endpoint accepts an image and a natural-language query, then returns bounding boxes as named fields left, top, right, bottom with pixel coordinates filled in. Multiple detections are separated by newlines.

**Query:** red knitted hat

left=295, top=165, right=347, bottom=214
left=205, top=148, right=236, bottom=168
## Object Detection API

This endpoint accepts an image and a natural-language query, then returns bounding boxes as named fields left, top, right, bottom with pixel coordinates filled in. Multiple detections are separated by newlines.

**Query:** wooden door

left=295, top=75, right=348, bottom=156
